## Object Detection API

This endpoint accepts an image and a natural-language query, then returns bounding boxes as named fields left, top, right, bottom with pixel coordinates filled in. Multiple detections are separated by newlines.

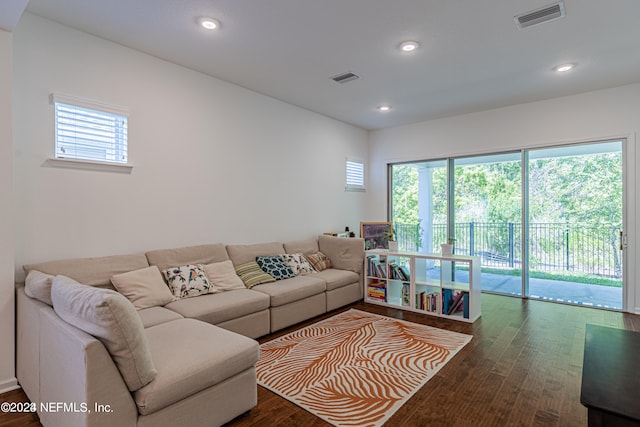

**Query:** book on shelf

left=367, top=280, right=387, bottom=302
left=376, top=263, right=387, bottom=278
left=389, top=262, right=400, bottom=280
left=366, top=255, right=387, bottom=279
left=401, top=283, right=410, bottom=306
left=416, top=290, right=440, bottom=313
left=367, top=281, right=386, bottom=289
left=446, top=290, right=468, bottom=315
left=368, top=290, right=386, bottom=299
left=389, top=262, right=410, bottom=282
left=463, top=293, right=469, bottom=318
left=399, top=266, right=410, bottom=281
left=447, top=291, right=463, bottom=315
left=442, top=288, right=452, bottom=314
left=367, top=287, right=387, bottom=301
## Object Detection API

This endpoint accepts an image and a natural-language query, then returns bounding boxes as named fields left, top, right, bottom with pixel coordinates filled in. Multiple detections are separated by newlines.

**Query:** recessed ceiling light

left=377, top=105, right=392, bottom=112
left=399, top=40, right=420, bottom=52
left=198, top=17, right=220, bottom=30
left=554, top=63, right=575, bottom=73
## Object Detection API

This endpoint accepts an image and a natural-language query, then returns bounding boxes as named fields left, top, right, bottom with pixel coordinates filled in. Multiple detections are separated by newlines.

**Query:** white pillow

left=280, top=253, right=315, bottom=275
left=163, top=264, right=214, bottom=299
left=51, top=275, right=157, bottom=392
left=111, top=266, right=176, bottom=310
left=203, top=260, right=245, bottom=291
left=25, top=270, right=54, bottom=306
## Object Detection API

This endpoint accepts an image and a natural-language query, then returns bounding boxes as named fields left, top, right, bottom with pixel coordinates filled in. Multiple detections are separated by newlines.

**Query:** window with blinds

left=346, top=158, right=365, bottom=192
left=51, top=94, right=129, bottom=165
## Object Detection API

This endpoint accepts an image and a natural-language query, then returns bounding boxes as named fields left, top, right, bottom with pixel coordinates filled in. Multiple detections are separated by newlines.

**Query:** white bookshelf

left=364, top=249, right=481, bottom=322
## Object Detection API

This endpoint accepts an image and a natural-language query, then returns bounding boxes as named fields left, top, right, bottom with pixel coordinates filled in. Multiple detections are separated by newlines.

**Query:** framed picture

left=360, top=221, right=393, bottom=250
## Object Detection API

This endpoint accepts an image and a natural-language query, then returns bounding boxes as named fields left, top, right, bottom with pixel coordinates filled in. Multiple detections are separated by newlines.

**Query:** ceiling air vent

left=515, top=2, right=565, bottom=29
left=331, top=72, right=359, bottom=84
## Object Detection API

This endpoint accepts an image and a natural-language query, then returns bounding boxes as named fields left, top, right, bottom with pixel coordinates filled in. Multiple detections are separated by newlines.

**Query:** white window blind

left=346, top=158, right=365, bottom=192
left=51, top=94, right=129, bottom=165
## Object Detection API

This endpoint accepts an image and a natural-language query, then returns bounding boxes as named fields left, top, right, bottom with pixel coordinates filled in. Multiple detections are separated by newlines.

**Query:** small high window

left=346, top=158, right=365, bottom=192
left=51, top=93, right=129, bottom=165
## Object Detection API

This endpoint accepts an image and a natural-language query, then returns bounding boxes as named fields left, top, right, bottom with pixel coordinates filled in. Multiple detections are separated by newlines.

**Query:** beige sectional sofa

left=16, top=235, right=364, bottom=427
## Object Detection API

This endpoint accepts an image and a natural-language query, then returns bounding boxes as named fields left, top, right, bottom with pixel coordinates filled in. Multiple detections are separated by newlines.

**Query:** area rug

left=256, top=309, right=472, bottom=427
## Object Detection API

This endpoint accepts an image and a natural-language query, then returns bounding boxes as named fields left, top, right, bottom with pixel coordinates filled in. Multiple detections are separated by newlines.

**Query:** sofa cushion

left=256, top=256, right=296, bottom=280
left=145, top=244, right=229, bottom=273
left=164, top=289, right=270, bottom=325
left=235, top=261, right=276, bottom=288
left=203, top=260, right=245, bottom=291
left=283, top=238, right=319, bottom=255
left=280, top=253, right=315, bottom=275
left=51, top=275, right=157, bottom=392
left=111, top=266, right=175, bottom=310
left=226, top=242, right=285, bottom=266
left=305, top=251, right=332, bottom=271
left=251, top=275, right=326, bottom=307
left=24, top=270, right=54, bottom=306
left=137, top=306, right=184, bottom=328
left=312, top=268, right=361, bottom=291
left=134, top=318, right=259, bottom=415
left=24, top=254, right=150, bottom=287
left=163, top=264, right=215, bottom=299
left=318, top=235, right=365, bottom=274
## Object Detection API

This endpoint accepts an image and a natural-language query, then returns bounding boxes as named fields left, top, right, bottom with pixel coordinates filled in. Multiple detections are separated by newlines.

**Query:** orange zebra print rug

left=257, top=309, right=472, bottom=427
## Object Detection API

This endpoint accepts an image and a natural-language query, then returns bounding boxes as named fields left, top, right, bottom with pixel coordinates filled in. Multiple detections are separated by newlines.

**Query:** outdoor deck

left=480, top=271, right=622, bottom=309
left=398, top=221, right=623, bottom=310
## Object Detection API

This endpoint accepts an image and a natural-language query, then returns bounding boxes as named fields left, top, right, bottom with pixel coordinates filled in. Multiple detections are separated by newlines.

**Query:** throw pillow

left=280, top=253, right=315, bottom=275
left=305, top=251, right=332, bottom=271
left=24, top=270, right=54, bottom=306
left=256, top=256, right=296, bottom=280
left=163, top=264, right=214, bottom=299
left=51, top=275, right=157, bottom=392
left=111, top=266, right=175, bottom=310
left=203, top=260, right=245, bottom=291
left=235, top=261, right=276, bottom=289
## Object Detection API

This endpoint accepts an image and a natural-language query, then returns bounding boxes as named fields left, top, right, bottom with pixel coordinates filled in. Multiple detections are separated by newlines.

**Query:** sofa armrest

left=318, top=235, right=364, bottom=274
left=16, top=286, right=47, bottom=405
left=39, top=309, right=138, bottom=427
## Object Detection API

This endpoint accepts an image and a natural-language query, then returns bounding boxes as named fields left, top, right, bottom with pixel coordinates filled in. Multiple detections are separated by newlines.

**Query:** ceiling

left=18, top=0, right=640, bottom=130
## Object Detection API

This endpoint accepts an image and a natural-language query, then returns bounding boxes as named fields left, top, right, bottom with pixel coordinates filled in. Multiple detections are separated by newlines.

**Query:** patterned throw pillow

left=163, top=264, right=214, bottom=299
left=235, top=261, right=276, bottom=288
left=280, top=253, right=315, bottom=275
left=256, top=256, right=297, bottom=280
left=305, top=252, right=332, bottom=272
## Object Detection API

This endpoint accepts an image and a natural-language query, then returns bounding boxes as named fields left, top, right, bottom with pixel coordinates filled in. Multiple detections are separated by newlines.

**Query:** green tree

left=391, top=164, right=420, bottom=224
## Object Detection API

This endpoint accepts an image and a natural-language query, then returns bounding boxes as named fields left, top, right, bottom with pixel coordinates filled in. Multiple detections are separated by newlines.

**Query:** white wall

left=0, top=29, right=17, bottom=392
left=369, top=84, right=640, bottom=314
left=12, top=13, right=368, bottom=279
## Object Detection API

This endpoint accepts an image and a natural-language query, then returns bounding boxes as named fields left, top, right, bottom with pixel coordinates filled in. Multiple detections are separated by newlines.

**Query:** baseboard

left=0, top=377, right=19, bottom=394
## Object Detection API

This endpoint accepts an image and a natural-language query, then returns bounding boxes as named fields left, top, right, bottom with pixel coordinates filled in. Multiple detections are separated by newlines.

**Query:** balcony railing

left=395, top=222, right=622, bottom=279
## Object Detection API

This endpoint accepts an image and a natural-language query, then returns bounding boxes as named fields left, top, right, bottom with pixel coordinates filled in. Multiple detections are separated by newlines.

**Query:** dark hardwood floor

left=2, top=293, right=639, bottom=426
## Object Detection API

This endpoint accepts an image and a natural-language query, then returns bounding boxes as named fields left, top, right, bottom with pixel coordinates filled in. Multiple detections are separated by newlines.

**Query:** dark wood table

left=581, top=324, right=640, bottom=426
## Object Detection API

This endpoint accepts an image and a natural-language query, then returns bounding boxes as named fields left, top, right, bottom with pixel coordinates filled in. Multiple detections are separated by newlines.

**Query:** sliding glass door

left=453, top=153, right=522, bottom=296
left=389, top=139, right=625, bottom=310
left=389, top=160, right=447, bottom=253
left=527, top=141, right=623, bottom=309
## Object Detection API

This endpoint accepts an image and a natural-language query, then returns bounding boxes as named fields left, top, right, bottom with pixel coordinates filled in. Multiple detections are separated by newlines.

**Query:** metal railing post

left=509, top=222, right=514, bottom=267
left=565, top=227, right=570, bottom=271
